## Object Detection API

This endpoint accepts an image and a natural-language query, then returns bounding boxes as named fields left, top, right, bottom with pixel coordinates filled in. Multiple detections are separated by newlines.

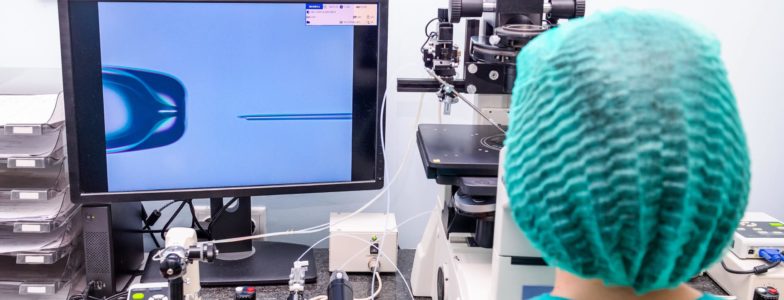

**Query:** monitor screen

left=60, top=1, right=386, bottom=203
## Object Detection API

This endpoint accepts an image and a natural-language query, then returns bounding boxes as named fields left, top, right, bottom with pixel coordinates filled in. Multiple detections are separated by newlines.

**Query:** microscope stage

left=417, top=124, right=506, bottom=181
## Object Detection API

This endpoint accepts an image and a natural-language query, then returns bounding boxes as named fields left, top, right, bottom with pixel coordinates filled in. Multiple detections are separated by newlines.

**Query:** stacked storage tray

left=0, top=220, right=83, bottom=296
left=0, top=93, right=84, bottom=297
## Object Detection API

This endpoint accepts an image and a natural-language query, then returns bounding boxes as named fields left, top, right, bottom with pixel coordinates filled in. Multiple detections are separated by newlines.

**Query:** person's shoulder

left=532, top=293, right=721, bottom=300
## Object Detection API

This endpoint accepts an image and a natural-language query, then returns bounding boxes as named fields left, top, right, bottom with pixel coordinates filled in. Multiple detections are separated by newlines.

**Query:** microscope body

left=155, top=228, right=216, bottom=300
left=396, top=0, right=585, bottom=299
left=161, top=228, right=202, bottom=300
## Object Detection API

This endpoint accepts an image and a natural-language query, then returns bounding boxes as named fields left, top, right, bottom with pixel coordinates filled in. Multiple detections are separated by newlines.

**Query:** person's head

left=504, top=9, right=750, bottom=293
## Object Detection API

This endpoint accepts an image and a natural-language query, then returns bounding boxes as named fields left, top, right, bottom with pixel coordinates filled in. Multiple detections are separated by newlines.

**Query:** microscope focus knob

left=550, top=0, right=586, bottom=19
left=449, top=0, right=463, bottom=23
left=575, top=0, right=586, bottom=17
left=160, top=253, right=184, bottom=279
left=449, top=0, right=484, bottom=23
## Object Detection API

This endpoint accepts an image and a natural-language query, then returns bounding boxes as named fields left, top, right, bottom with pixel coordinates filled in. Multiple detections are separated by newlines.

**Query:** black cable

left=185, top=199, right=212, bottom=240
left=420, top=32, right=437, bottom=53
left=120, top=273, right=140, bottom=292
left=141, top=206, right=161, bottom=248
left=141, top=200, right=181, bottom=248
left=207, top=197, right=239, bottom=236
left=68, top=280, right=94, bottom=300
left=721, top=260, right=780, bottom=275
left=160, top=201, right=189, bottom=241
left=420, top=17, right=441, bottom=54
left=132, top=229, right=167, bottom=233
left=144, top=225, right=161, bottom=248
left=69, top=277, right=134, bottom=300
left=159, top=200, right=178, bottom=212
left=424, top=17, right=439, bottom=37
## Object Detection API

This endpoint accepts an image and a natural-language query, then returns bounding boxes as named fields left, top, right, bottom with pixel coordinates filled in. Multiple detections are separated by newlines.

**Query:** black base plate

left=417, top=124, right=506, bottom=183
left=141, top=241, right=317, bottom=287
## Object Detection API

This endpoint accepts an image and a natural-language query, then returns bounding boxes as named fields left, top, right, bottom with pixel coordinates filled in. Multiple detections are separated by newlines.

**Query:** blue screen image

left=98, top=2, right=355, bottom=192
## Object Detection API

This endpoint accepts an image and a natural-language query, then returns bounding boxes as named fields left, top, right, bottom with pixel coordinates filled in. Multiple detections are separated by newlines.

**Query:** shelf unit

left=0, top=93, right=84, bottom=297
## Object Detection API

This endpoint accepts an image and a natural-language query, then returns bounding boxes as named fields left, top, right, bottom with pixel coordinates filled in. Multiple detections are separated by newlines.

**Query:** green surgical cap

left=504, top=9, right=750, bottom=293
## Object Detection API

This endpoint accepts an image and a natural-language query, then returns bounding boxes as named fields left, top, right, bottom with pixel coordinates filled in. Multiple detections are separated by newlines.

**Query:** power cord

left=722, top=249, right=783, bottom=275
left=424, top=17, right=439, bottom=37
left=207, top=197, right=239, bottom=237
left=68, top=280, right=131, bottom=300
left=139, top=200, right=188, bottom=243
left=142, top=201, right=178, bottom=248
left=158, top=201, right=188, bottom=241
left=722, top=260, right=780, bottom=275
left=184, top=199, right=212, bottom=240
left=141, top=206, right=161, bottom=248
left=420, top=17, right=439, bottom=54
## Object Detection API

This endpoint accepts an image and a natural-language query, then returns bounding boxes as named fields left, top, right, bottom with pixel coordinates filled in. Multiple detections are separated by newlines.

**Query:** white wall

left=2, top=0, right=783, bottom=249
left=585, top=0, right=784, bottom=230
left=0, top=0, right=61, bottom=68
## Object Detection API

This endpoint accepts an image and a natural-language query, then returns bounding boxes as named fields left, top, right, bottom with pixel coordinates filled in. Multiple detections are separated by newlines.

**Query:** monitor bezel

left=59, top=0, right=387, bottom=204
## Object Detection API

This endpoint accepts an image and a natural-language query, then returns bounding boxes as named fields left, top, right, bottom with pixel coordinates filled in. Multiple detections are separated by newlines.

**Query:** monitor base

left=141, top=241, right=318, bottom=286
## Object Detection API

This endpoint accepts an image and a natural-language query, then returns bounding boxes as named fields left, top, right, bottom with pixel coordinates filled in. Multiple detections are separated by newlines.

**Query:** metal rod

left=425, top=68, right=507, bottom=134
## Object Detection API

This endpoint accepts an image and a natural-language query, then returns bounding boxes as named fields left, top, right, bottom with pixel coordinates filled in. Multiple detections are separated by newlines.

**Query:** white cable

left=338, top=243, right=372, bottom=271
left=353, top=235, right=415, bottom=300
left=355, top=272, right=383, bottom=300
left=291, top=89, right=429, bottom=270
left=394, top=210, right=432, bottom=230
left=293, top=232, right=417, bottom=300
left=293, top=209, right=435, bottom=299
left=205, top=90, right=426, bottom=246
left=372, top=90, right=393, bottom=299
left=297, top=234, right=333, bottom=263
left=424, top=68, right=507, bottom=134
left=336, top=209, right=432, bottom=271
left=201, top=61, right=428, bottom=246
left=308, top=272, right=381, bottom=300
left=372, top=92, right=425, bottom=298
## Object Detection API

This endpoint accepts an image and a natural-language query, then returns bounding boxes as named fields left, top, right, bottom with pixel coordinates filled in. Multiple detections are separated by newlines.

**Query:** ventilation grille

left=84, top=232, right=111, bottom=274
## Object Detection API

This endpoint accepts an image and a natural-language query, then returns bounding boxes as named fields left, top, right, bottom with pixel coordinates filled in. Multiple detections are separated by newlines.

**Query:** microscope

left=397, top=0, right=584, bottom=299
left=127, top=228, right=216, bottom=300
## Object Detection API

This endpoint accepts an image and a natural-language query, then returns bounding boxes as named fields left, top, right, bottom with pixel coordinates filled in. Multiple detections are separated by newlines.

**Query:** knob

left=550, top=0, right=586, bottom=19
left=575, top=0, right=586, bottom=17
left=449, top=0, right=484, bottom=23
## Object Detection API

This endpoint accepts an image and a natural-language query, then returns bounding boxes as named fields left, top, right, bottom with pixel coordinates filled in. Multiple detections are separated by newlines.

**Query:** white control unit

left=329, top=213, right=398, bottom=273
left=731, top=212, right=784, bottom=259
left=708, top=248, right=784, bottom=300
left=707, top=212, right=784, bottom=300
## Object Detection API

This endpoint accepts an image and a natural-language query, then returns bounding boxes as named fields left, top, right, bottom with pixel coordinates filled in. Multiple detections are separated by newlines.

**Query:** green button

left=771, top=223, right=784, bottom=227
left=132, top=293, right=145, bottom=300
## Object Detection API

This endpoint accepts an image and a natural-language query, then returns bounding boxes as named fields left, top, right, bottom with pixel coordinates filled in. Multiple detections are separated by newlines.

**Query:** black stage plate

left=141, top=241, right=317, bottom=287
left=417, top=124, right=506, bottom=181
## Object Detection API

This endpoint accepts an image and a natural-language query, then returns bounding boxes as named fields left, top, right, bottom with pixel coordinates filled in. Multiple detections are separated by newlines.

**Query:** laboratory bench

left=195, top=249, right=727, bottom=299
left=69, top=248, right=728, bottom=299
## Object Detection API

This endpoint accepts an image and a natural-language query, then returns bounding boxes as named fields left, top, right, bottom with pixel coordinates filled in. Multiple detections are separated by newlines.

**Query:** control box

left=707, top=212, right=784, bottom=300
left=731, top=212, right=784, bottom=259
left=126, top=282, right=170, bottom=300
left=234, top=286, right=256, bottom=300
left=329, top=213, right=398, bottom=273
left=754, top=287, right=780, bottom=300
left=708, top=251, right=784, bottom=300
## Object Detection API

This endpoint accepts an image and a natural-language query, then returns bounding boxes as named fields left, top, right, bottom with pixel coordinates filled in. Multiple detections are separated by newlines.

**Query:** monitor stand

left=141, top=197, right=318, bottom=287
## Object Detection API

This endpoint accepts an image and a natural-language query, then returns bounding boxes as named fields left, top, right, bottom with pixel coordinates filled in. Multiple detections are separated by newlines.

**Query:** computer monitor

left=60, top=0, right=387, bottom=204
left=60, top=0, right=388, bottom=288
